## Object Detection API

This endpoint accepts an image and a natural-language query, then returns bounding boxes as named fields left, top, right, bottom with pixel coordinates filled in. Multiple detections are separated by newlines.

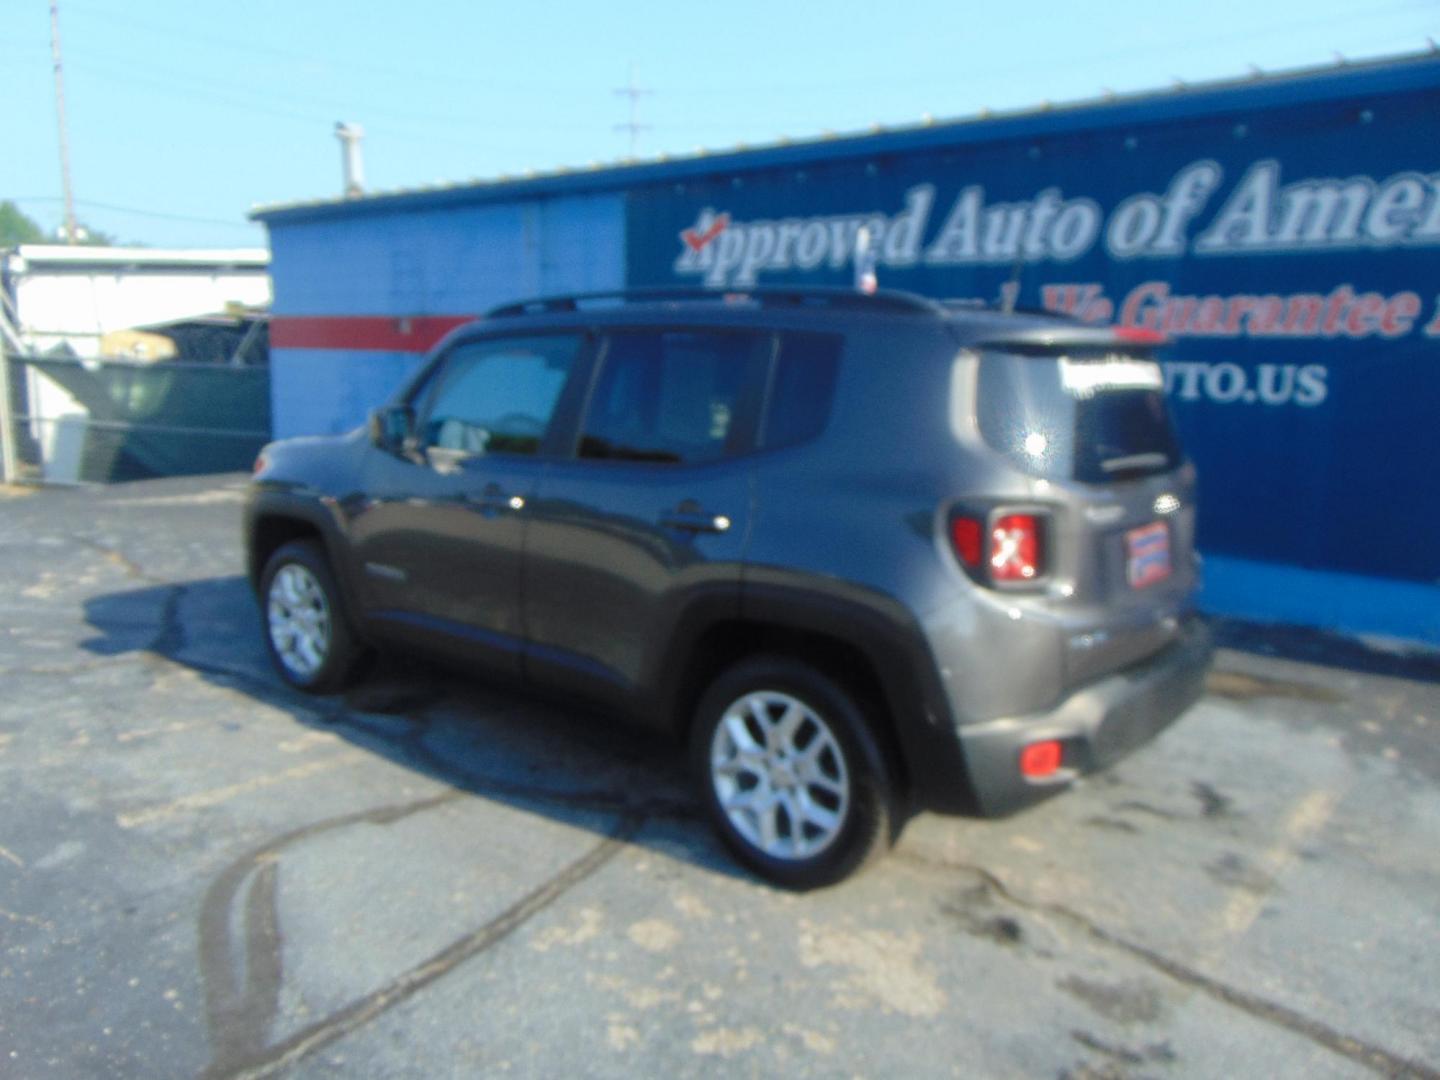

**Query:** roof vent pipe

left=335, top=122, right=365, bottom=197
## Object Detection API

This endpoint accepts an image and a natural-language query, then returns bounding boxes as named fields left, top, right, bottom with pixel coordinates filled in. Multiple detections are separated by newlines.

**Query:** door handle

left=661, top=507, right=732, bottom=533
left=465, top=483, right=525, bottom=512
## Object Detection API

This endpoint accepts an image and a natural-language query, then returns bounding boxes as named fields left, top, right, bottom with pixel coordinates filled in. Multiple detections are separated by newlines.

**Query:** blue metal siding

left=266, top=192, right=625, bottom=439
left=270, top=348, right=426, bottom=438
left=1200, top=557, right=1440, bottom=645
left=268, top=194, right=626, bottom=317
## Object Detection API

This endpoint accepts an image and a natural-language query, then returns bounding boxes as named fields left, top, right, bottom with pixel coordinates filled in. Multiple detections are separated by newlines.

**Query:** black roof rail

left=484, top=285, right=942, bottom=319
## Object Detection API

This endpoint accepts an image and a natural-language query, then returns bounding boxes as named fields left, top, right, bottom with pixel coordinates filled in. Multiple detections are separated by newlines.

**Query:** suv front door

left=352, top=332, right=586, bottom=674
left=522, top=328, right=768, bottom=714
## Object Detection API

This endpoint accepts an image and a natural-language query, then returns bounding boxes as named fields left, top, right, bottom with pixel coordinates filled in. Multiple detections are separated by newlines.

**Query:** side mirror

left=368, top=404, right=415, bottom=453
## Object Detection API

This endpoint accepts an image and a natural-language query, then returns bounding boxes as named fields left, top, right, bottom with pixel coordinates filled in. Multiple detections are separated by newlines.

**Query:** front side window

left=580, top=331, right=764, bottom=465
left=420, top=335, right=581, bottom=458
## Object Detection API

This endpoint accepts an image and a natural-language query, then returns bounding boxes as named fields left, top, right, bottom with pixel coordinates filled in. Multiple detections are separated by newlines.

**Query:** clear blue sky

left=3, top=0, right=1437, bottom=248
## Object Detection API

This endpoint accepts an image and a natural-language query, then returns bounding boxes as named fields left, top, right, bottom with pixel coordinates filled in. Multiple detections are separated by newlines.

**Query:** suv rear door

left=973, top=341, right=1198, bottom=678
left=521, top=327, right=769, bottom=714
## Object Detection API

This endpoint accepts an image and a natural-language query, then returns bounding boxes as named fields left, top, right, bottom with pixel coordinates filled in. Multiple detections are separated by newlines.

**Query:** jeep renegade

left=246, top=287, right=1211, bottom=888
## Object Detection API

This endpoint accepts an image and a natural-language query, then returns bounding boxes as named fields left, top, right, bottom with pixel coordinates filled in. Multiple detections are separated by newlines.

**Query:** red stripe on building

left=270, top=315, right=476, bottom=353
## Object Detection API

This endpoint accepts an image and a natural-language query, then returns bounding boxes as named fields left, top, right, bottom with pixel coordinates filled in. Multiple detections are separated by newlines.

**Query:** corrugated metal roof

left=7, top=245, right=268, bottom=270
left=251, top=48, right=1440, bottom=227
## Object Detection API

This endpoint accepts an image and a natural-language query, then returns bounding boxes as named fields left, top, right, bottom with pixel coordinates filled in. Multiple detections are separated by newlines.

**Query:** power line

left=60, top=56, right=585, bottom=158
left=59, top=0, right=595, bottom=98
left=53, top=34, right=615, bottom=142
left=57, top=0, right=1436, bottom=101
left=11, top=196, right=259, bottom=230
left=61, top=47, right=601, bottom=133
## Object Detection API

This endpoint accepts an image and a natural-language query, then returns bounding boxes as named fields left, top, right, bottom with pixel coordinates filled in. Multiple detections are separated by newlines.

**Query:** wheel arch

left=656, top=584, right=972, bottom=812
left=245, top=493, right=348, bottom=595
left=674, top=620, right=908, bottom=792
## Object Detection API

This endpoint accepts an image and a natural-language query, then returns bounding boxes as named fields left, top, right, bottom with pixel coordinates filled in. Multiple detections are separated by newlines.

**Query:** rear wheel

left=691, top=656, right=897, bottom=889
left=260, top=540, right=361, bottom=693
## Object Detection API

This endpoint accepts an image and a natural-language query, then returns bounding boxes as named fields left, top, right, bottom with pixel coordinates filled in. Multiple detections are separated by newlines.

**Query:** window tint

left=977, top=349, right=1181, bottom=483
left=581, top=331, right=761, bottom=465
left=763, top=333, right=841, bottom=450
left=421, top=335, right=581, bottom=457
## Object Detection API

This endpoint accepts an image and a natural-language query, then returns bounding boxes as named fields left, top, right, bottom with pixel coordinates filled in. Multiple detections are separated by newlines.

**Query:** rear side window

left=977, top=349, right=1181, bottom=483
left=581, top=331, right=765, bottom=465
left=762, top=333, right=842, bottom=450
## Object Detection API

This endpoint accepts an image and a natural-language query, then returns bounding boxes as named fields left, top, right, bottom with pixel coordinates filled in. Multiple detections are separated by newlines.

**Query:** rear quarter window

left=762, top=333, right=842, bottom=450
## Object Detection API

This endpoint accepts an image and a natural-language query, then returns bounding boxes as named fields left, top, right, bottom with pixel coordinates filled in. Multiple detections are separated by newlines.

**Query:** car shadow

left=81, top=575, right=751, bottom=884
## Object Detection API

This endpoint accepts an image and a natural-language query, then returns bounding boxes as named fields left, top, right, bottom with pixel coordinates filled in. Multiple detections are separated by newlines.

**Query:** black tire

left=259, top=539, right=362, bottom=694
left=690, top=655, right=898, bottom=889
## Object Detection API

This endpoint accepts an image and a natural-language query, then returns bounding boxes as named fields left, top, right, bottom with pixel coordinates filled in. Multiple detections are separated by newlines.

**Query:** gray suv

left=246, top=288, right=1210, bottom=888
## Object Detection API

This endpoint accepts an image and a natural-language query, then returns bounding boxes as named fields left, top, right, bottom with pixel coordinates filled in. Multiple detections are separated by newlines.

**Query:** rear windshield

left=977, top=348, right=1181, bottom=483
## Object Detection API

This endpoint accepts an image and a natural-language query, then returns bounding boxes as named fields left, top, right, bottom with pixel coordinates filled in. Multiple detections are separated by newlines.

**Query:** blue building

left=253, top=52, right=1440, bottom=646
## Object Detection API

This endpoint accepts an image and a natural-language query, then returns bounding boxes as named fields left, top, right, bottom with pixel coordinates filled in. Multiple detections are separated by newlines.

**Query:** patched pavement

left=1, top=475, right=1436, bottom=1078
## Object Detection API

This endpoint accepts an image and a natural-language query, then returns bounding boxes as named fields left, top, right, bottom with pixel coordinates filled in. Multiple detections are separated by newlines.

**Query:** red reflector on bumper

left=1019, top=740, right=1063, bottom=778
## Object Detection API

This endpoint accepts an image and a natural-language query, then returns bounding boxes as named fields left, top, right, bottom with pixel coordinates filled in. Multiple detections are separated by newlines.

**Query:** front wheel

left=690, top=657, right=898, bottom=889
left=260, top=539, right=361, bottom=693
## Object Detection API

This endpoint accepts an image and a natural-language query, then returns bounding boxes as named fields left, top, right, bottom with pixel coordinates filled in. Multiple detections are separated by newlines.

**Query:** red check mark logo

left=682, top=213, right=730, bottom=252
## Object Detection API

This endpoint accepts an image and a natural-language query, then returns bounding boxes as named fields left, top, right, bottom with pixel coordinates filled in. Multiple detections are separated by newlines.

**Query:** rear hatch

left=971, top=325, right=1197, bottom=682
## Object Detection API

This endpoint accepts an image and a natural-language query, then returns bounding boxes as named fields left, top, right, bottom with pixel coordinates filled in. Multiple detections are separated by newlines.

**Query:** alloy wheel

left=266, top=562, right=332, bottom=680
left=708, top=690, right=851, bottom=861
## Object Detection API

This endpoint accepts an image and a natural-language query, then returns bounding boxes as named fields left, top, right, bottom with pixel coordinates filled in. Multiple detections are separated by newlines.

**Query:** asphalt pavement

left=0, top=475, right=1436, bottom=1079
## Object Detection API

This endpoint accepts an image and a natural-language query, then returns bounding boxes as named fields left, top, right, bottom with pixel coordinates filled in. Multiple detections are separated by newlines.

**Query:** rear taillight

left=990, top=514, right=1041, bottom=582
left=949, top=509, right=1047, bottom=587
left=950, top=517, right=983, bottom=569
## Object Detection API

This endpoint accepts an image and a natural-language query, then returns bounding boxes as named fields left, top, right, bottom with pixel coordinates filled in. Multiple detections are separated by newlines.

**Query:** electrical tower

left=613, top=64, right=652, bottom=158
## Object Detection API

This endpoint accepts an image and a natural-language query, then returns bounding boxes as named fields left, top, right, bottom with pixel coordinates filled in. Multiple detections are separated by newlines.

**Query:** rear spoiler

left=976, top=325, right=1168, bottom=351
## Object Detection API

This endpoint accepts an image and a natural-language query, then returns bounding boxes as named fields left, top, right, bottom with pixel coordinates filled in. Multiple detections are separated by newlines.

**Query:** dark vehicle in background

left=245, top=288, right=1210, bottom=888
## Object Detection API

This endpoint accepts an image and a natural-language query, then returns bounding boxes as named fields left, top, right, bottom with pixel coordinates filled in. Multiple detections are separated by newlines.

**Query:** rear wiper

left=1100, top=452, right=1170, bottom=474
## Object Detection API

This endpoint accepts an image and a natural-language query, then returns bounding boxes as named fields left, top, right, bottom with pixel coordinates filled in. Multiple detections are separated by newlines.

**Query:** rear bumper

left=955, top=617, right=1212, bottom=816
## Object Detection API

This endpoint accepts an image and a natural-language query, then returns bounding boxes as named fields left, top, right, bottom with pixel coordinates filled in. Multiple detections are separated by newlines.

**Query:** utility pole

left=613, top=63, right=651, bottom=158
left=50, top=0, right=78, bottom=245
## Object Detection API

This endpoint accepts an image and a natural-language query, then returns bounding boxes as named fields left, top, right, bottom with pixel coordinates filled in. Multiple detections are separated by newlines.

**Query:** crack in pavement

left=70, top=532, right=190, bottom=662
left=200, top=797, right=641, bottom=1080
left=116, top=753, right=366, bottom=829
left=71, top=535, right=164, bottom=586
left=198, top=792, right=461, bottom=1077
left=0, top=660, right=119, bottom=678
left=0, top=905, right=54, bottom=930
left=151, top=582, right=189, bottom=657
left=897, top=850, right=1439, bottom=1079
